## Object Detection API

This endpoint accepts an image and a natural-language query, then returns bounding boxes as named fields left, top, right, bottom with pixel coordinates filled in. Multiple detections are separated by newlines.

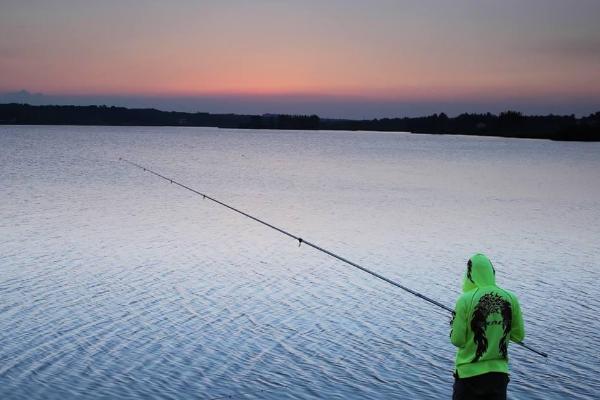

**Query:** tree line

left=0, top=103, right=597, bottom=141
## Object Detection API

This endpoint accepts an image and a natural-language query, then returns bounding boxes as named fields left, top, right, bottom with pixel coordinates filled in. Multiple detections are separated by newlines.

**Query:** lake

left=1, top=125, right=599, bottom=399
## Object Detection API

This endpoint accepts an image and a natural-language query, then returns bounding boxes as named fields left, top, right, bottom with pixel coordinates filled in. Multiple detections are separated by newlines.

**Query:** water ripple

left=1, top=126, right=599, bottom=399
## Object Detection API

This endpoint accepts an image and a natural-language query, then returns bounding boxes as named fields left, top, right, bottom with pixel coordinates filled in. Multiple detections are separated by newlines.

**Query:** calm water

left=1, top=125, right=599, bottom=399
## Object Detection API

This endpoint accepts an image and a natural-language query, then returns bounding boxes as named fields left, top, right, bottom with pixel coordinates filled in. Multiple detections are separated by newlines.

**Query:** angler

left=451, top=254, right=525, bottom=400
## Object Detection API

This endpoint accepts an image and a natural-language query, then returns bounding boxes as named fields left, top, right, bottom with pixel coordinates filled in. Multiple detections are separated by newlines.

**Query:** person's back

left=451, top=254, right=525, bottom=400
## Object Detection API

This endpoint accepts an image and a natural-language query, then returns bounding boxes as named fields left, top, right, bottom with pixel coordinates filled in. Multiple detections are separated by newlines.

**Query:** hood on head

left=462, top=253, right=496, bottom=292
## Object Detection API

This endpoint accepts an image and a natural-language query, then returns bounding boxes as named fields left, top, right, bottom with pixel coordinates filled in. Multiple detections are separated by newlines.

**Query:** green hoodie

left=450, top=253, right=525, bottom=378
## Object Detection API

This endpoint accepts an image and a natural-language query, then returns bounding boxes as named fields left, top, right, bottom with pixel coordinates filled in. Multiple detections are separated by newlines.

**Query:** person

left=450, top=253, right=525, bottom=400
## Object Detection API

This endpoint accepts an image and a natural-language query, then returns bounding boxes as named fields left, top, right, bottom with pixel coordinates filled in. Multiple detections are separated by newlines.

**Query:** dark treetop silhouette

left=0, top=103, right=598, bottom=141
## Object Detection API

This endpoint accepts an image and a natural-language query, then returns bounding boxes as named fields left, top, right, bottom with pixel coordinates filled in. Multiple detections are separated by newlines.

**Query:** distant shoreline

left=1, top=103, right=598, bottom=141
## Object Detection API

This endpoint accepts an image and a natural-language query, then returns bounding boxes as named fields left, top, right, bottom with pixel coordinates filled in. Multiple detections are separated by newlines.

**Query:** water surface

left=1, top=126, right=599, bottom=399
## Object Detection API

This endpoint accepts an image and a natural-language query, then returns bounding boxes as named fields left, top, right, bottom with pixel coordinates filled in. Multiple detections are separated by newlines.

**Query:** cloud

left=535, top=37, right=600, bottom=60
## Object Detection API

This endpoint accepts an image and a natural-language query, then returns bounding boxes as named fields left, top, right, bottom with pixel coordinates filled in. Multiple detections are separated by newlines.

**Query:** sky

left=1, top=0, right=599, bottom=118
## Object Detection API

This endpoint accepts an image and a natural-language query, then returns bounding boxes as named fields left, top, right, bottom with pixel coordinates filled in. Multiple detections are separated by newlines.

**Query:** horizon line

left=3, top=101, right=598, bottom=120
left=2, top=89, right=599, bottom=119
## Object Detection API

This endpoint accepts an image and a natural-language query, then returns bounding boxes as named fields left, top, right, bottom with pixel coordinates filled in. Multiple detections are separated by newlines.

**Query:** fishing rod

left=119, top=158, right=548, bottom=358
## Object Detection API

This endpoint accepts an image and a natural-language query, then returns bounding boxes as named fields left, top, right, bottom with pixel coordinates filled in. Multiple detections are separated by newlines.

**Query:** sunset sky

left=1, top=0, right=599, bottom=117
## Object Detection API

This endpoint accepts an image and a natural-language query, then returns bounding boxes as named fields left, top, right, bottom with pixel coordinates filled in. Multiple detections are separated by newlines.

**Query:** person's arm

left=450, top=296, right=467, bottom=347
left=510, top=294, right=525, bottom=342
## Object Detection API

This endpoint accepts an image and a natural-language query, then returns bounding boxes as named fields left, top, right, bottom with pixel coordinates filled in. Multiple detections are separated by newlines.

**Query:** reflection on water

left=1, top=125, right=599, bottom=399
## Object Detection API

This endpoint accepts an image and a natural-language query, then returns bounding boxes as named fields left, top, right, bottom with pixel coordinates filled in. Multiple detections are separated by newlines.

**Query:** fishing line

left=119, top=158, right=548, bottom=358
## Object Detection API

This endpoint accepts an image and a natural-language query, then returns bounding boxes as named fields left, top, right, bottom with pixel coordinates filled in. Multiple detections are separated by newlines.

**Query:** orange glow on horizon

left=31, top=80, right=600, bottom=104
